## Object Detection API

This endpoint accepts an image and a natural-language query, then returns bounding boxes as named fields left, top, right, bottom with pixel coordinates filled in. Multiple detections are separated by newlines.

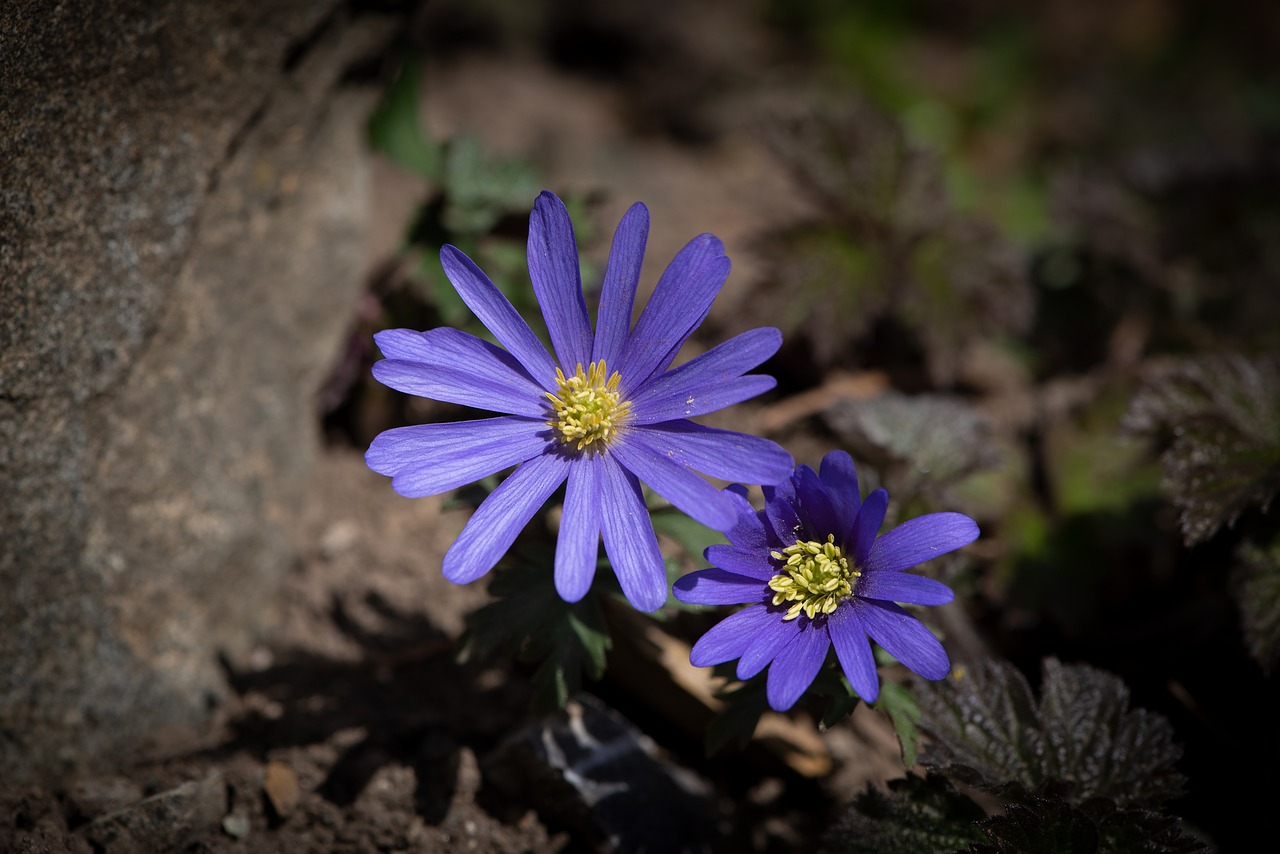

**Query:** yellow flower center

left=767, top=534, right=860, bottom=621
left=546, top=360, right=631, bottom=451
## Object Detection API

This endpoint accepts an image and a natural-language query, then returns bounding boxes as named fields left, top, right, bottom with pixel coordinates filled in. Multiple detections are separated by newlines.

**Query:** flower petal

left=765, top=620, right=831, bottom=711
left=704, top=544, right=776, bottom=581
left=672, top=568, right=767, bottom=605
left=864, top=512, right=980, bottom=574
left=763, top=477, right=804, bottom=544
left=819, top=451, right=862, bottom=539
left=720, top=484, right=772, bottom=554
left=442, top=453, right=571, bottom=585
left=689, top=604, right=772, bottom=667
left=373, top=328, right=432, bottom=360
left=628, top=327, right=781, bottom=422
left=793, top=465, right=841, bottom=546
left=598, top=454, right=667, bottom=612
left=371, top=327, right=549, bottom=417
left=609, top=436, right=737, bottom=531
left=858, top=572, right=955, bottom=607
left=851, top=488, right=889, bottom=567
left=737, top=613, right=798, bottom=680
left=555, top=454, right=603, bottom=602
left=528, top=191, right=593, bottom=370
left=619, top=233, right=730, bottom=386
left=440, top=244, right=558, bottom=386
left=593, top=202, right=649, bottom=368
left=366, top=417, right=548, bottom=497
left=627, top=422, right=794, bottom=489
left=827, top=605, right=881, bottom=702
left=855, top=600, right=951, bottom=681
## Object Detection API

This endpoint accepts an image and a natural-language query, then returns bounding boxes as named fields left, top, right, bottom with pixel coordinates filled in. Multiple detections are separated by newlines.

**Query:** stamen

left=767, top=534, right=860, bottom=621
left=546, top=360, right=632, bottom=451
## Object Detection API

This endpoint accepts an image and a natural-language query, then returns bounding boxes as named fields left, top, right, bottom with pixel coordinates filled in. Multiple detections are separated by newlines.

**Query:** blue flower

left=673, top=451, right=978, bottom=709
left=366, top=191, right=794, bottom=612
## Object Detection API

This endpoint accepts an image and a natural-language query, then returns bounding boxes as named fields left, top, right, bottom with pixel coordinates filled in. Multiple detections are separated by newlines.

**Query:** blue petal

left=672, top=568, right=767, bottom=605
left=719, top=485, right=772, bottom=554
left=619, top=233, right=730, bottom=387
left=441, top=453, right=571, bottom=585
left=765, top=620, right=831, bottom=711
left=793, top=465, right=841, bottom=547
left=528, top=191, right=593, bottom=370
left=819, top=451, right=862, bottom=540
left=440, top=245, right=558, bottom=386
left=628, top=327, right=781, bottom=423
left=592, top=202, right=649, bottom=368
left=373, top=328, right=432, bottom=360
left=855, top=600, right=951, bottom=681
left=366, top=417, right=548, bottom=497
left=627, top=421, right=794, bottom=488
left=763, top=476, right=804, bottom=545
left=598, top=454, right=668, bottom=612
left=371, top=327, right=549, bottom=417
left=704, top=544, right=776, bottom=581
left=737, top=614, right=798, bottom=680
left=851, top=488, right=889, bottom=567
left=864, top=512, right=979, bottom=574
left=858, top=572, right=955, bottom=606
left=555, top=453, right=603, bottom=603
left=609, top=436, right=737, bottom=531
left=689, top=604, right=772, bottom=667
left=827, top=605, right=880, bottom=702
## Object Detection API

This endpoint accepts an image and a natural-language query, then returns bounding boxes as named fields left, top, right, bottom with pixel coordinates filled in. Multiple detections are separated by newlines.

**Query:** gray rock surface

left=0, top=0, right=389, bottom=782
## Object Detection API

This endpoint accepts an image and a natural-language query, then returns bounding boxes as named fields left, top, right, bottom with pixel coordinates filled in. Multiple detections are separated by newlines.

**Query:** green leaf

left=1234, top=534, right=1280, bottom=674
left=458, top=552, right=611, bottom=715
left=823, top=391, right=1001, bottom=509
left=874, top=680, right=922, bottom=768
left=367, top=56, right=440, bottom=180
left=1126, top=354, right=1280, bottom=545
left=820, top=772, right=988, bottom=854
left=915, top=658, right=1185, bottom=808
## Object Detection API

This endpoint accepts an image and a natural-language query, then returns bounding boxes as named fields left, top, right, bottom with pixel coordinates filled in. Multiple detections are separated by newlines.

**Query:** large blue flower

left=674, top=451, right=978, bottom=709
left=366, top=191, right=794, bottom=612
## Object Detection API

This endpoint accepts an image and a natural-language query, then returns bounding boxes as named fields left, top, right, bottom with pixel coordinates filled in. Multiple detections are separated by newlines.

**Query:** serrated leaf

left=458, top=553, right=611, bottom=715
left=972, top=797, right=1212, bottom=854
left=367, top=57, right=440, bottom=180
left=1234, top=535, right=1280, bottom=674
left=874, top=680, right=923, bottom=768
left=915, top=658, right=1185, bottom=808
left=1126, top=354, right=1280, bottom=545
left=820, top=773, right=988, bottom=854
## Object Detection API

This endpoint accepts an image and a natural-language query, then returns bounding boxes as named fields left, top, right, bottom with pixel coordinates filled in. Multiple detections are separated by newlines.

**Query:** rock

left=263, top=760, right=301, bottom=819
left=80, top=773, right=228, bottom=854
left=485, top=695, right=723, bottom=853
left=0, top=0, right=391, bottom=782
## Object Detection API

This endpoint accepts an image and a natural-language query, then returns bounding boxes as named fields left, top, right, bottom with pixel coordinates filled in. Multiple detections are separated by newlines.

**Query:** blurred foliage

left=749, top=99, right=1031, bottom=385
left=1234, top=535, right=1280, bottom=675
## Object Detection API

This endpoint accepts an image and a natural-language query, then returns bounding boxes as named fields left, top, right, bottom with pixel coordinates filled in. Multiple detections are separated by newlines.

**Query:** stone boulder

left=0, top=0, right=389, bottom=782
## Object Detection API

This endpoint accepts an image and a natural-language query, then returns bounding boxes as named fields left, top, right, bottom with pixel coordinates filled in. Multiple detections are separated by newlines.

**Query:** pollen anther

left=767, top=534, right=860, bottom=621
left=546, top=360, right=631, bottom=451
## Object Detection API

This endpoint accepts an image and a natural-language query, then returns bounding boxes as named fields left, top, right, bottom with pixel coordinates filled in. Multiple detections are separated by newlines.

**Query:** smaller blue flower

left=673, top=451, right=978, bottom=710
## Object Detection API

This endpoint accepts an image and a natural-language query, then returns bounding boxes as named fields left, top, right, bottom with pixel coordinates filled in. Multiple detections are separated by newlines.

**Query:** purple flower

left=366, top=191, right=793, bottom=612
left=673, top=451, right=978, bottom=710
